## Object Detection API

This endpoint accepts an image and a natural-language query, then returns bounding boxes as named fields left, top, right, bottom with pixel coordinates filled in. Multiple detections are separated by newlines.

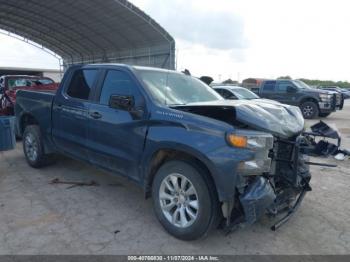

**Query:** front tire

left=152, top=160, right=219, bottom=240
left=23, top=125, right=55, bottom=168
left=300, top=101, right=319, bottom=119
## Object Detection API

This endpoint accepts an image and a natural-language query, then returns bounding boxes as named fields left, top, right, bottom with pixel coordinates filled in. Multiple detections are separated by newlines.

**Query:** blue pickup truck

left=15, top=64, right=314, bottom=240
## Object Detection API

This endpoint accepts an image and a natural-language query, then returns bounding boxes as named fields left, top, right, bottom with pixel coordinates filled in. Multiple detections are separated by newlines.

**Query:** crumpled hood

left=232, top=99, right=304, bottom=138
left=175, top=99, right=305, bottom=138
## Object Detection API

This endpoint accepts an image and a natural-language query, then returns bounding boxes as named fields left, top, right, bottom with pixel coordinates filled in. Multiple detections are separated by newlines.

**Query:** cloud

left=133, top=0, right=248, bottom=51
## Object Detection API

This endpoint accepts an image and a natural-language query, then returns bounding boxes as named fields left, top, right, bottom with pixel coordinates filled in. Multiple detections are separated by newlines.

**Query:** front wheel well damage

left=144, top=149, right=219, bottom=203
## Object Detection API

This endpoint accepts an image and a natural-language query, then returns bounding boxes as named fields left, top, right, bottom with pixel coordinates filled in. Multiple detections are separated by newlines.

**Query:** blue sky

left=0, top=0, right=349, bottom=82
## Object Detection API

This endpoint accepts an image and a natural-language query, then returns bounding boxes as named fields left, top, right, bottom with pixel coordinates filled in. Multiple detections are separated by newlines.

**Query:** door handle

left=89, top=111, right=102, bottom=119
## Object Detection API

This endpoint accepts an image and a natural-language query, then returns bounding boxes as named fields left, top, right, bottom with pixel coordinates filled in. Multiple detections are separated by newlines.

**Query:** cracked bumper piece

left=239, top=177, right=276, bottom=224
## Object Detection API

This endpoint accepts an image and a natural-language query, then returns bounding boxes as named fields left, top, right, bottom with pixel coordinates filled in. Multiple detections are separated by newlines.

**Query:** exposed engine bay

left=173, top=100, right=339, bottom=231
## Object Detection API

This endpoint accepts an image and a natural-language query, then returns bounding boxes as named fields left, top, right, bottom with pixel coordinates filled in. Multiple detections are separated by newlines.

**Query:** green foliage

left=277, top=76, right=350, bottom=88
left=298, top=78, right=350, bottom=89
left=222, top=78, right=238, bottom=84
left=277, top=76, right=292, bottom=80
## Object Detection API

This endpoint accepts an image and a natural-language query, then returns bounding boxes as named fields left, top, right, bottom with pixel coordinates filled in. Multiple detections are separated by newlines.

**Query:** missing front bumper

left=226, top=134, right=330, bottom=232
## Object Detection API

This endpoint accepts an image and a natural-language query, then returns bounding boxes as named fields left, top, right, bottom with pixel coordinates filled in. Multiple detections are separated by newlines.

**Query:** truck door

left=52, top=68, right=99, bottom=161
left=260, top=81, right=277, bottom=100
left=87, top=69, right=147, bottom=181
left=274, top=81, right=295, bottom=105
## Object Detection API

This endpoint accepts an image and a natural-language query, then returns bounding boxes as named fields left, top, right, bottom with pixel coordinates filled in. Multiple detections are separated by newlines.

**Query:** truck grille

left=336, top=93, right=342, bottom=106
left=273, top=137, right=310, bottom=188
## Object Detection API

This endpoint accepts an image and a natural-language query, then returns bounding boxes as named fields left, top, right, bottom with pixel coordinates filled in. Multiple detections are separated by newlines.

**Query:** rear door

left=87, top=68, right=148, bottom=181
left=52, top=68, right=99, bottom=161
left=260, top=81, right=277, bottom=100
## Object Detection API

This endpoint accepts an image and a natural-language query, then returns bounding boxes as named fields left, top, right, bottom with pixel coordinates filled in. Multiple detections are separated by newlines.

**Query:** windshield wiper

left=169, top=103, right=187, bottom=106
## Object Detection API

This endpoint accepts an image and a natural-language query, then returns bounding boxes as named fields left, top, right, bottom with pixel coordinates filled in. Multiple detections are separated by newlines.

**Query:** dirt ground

left=0, top=102, right=349, bottom=255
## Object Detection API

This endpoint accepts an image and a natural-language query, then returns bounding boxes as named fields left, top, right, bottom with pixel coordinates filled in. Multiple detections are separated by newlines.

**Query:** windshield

left=232, top=88, right=259, bottom=100
left=137, top=69, right=223, bottom=105
left=293, top=80, right=312, bottom=89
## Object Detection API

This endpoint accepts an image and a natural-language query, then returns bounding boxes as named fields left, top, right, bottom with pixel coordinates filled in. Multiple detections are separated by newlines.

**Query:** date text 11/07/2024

left=127, top=256, right=219, bottom=261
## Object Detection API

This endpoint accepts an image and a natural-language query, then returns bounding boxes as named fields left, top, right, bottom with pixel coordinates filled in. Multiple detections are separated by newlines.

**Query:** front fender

left=141, top=125, right=254, bottom=201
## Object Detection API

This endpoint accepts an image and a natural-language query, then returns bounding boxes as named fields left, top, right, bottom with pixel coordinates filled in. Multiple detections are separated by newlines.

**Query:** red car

left=0, top=75, right=59, bottom=115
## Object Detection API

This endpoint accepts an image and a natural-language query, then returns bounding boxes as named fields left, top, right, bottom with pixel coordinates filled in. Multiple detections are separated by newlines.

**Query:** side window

left=215, top=89, right=236, bottom=99
left=262, top=81, right=276, bottom=92
left=66, top=69, right=98, bottom=100
left=215, top=88, right=225, bottom=96
left=277, top=82, right=290, bottom=92
left=222, top=89, right=237, bottom=99
left=99, top=70, right=135, bottom=106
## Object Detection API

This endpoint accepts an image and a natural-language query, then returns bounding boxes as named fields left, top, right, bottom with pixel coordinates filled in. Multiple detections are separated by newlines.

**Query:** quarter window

left=66, top=69, right=98, bottom=100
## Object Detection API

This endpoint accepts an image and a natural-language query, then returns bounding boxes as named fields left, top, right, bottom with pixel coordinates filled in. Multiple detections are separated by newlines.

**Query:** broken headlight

left=227, top=130, right=274, bottom=176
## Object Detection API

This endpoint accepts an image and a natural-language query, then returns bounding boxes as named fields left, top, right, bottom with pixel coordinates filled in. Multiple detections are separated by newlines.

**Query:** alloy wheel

left=303, top=105, right=314, bottom=117
left=159, top=173, right=199, bottom=228
left=24, top=132, right=38, bottom=162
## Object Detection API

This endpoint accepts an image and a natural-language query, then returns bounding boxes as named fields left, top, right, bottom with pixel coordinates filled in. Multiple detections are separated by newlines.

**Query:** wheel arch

left=300, top=96, right=319, bottom=108
left=143, top=147, right=220, bottom=202
left=19, top=113, right=39, bottom=136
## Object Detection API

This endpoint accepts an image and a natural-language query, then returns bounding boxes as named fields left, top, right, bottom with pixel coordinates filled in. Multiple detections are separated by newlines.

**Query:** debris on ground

left=334, top=152, right=349, bottom=161
left=303, top=121, right=350, bottom=160
left=49, top=178, right=99, bottom=189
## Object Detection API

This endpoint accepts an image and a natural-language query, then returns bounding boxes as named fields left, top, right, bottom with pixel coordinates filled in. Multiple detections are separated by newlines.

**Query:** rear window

left=66, top=69, right=98, bottom=100
left=262, top=81, right=276, bottom=92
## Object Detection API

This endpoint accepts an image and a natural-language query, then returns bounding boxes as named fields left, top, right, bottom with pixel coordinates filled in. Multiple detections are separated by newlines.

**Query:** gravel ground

left=0, top=102, right=349, bottom=255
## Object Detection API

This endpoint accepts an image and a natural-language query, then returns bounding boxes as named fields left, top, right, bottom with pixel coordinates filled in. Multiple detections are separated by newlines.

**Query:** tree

left=222, top=78, right=238, bottom=85
left=277, top=76, right=292, bottom=80
left=199, top=76, right=214, bottom=85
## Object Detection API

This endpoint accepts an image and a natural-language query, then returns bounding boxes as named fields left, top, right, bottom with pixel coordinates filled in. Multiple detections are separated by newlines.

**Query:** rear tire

left=319, top=112, right=331, bottom=118
left=23, top=125, right=55, bottom=168
left=300, top=101, right=319, bottom=119
left=152, top=160, right=219, bottom=240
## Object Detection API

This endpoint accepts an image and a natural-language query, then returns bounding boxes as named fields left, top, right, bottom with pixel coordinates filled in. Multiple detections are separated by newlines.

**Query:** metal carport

left=0, top=0, right=175, bottom=70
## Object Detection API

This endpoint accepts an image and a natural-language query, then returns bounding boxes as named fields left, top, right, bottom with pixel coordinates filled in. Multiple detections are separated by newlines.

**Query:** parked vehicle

left=16, top=64, right=319, bottom=240
left=320, top=86, right=350, bottom=99
left=0, top=75, right=59, bottom=116
left=213, top=85, right=274, bottom=102
left=242, top=78, right=266, bottom=91
left=256, top=79, right=344, bottom=119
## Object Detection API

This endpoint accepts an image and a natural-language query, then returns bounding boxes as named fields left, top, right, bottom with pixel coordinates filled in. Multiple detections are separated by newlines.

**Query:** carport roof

left=0, top=0, right=175, bottom=68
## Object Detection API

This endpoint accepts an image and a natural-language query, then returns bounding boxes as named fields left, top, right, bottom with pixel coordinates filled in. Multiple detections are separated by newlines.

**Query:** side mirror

left=109, top=95, right=134, bottom=111
left=287, top=86, right=297, bottom=93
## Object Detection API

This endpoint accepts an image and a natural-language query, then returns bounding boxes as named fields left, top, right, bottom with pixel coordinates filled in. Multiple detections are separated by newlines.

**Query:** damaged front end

left=224, top=130, right=338, bottom=232
left=173, top=100, right=339, bottom=231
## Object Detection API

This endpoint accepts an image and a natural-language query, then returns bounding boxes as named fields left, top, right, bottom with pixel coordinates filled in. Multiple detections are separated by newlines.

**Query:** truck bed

left=15, top=90, right=56, bottom=137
